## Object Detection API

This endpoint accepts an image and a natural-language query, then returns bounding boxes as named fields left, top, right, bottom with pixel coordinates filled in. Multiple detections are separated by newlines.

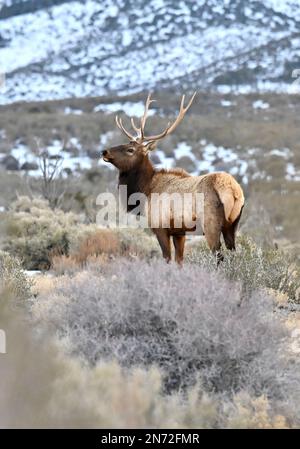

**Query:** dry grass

left=74, top=229, right=120, bottom=264
left=51, top=227, right=159, bottom=274
left=31, top=275, right=55, bottom=298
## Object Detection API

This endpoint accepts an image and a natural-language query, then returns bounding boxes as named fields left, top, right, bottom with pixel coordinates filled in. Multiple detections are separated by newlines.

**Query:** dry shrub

left=51, top=253, right=111, bottom=275
left=0, top=251, right=31, bottom=299
left=2, top=196, right=138, bottom=271
left=75, top=229, right=120, bottom=265
left=224, top=393, right=288, bottom=429
left=0, top=287, right=291, bottom=428
left=33, top=259, right=300, bottom=426
left=50, top=254, right=81, bottom=276
left=32, top=275, right=55, bottom=297
left=3, top=196, right=98, bottom=270
left=50, top=227, right=160, bottom=274
left=1, top=196, right=158, bottom=272
left=0, top=287, right=166, bottom=428
left=51, top=229, right=120, bottom=274
left=116, top=228, right=160, bottom=259
left=187, top=235, right=300, bottom=302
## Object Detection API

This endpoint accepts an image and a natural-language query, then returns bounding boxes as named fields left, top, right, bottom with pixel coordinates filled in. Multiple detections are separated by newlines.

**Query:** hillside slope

left=1, top=0, right=300, bottom=103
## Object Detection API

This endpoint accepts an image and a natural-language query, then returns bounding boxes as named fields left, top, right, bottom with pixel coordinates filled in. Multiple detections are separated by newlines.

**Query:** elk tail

left=214, top=173, right=245, bottom=224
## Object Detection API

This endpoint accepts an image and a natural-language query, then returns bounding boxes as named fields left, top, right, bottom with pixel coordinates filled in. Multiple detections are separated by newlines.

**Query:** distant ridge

left=0, top=0, right=75, bottom=19
left=0, top=0, right=300, bottom=104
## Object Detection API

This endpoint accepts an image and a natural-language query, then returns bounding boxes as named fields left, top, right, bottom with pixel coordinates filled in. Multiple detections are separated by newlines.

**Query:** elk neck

left=118, top=155, right=155, bottom=202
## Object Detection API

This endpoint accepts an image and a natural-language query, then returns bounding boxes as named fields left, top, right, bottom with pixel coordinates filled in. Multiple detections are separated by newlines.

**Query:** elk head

left=101, top=92, right=196, bottom=171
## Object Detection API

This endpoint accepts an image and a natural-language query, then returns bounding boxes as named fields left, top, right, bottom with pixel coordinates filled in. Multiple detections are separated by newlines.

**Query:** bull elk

left=102, top=93, right=244, bottom=264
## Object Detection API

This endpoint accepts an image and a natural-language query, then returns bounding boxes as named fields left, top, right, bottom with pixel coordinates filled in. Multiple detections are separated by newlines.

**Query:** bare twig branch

left=34, top=139, right=66, bottom=209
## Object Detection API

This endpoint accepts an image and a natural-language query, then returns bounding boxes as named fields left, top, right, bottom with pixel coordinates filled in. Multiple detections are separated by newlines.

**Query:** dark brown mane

left=118, top=156, right=155, bottom=210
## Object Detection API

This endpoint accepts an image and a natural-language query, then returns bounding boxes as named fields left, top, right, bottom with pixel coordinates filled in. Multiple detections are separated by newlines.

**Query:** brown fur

left=102, top=141, right=244, bottom=264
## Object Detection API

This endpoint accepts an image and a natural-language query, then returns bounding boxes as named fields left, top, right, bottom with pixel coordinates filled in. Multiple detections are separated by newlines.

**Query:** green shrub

left=3, top=197, right=160, bottom=271
left=0, top=251, right=31, bottom=299
left=187, top=236, right=300, bottom=302
left=3, top=197, right=98, bottom=270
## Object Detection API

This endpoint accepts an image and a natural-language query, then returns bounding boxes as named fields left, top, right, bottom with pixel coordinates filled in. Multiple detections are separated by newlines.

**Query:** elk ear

left=144, top=141, right=157, bottom=153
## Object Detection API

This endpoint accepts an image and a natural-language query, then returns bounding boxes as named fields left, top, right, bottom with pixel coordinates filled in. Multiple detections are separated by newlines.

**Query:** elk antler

left=115, top=92, right=196, bottom=144
left=115, top=116, right=136, bottom=141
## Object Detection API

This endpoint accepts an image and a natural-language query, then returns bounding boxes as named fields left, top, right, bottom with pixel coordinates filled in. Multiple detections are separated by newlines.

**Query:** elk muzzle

left=101, top=149, right=113, bottom=162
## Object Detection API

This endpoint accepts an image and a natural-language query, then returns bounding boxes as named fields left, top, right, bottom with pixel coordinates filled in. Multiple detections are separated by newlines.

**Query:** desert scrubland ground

left=0, top=91, right=299, bottom=428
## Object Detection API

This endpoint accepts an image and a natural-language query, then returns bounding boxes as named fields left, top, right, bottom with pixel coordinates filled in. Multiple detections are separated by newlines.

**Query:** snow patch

left=252, top=100, right=270, bottom=109
left=94, top=102, right=155, bottom=117
left=220, top=99, right=233, bottom=107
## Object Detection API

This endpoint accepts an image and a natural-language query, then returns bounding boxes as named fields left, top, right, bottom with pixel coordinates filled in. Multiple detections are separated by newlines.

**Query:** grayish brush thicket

left=37, top=259, right=300, bottom=420
left=187, top=236, right=300, bottom=301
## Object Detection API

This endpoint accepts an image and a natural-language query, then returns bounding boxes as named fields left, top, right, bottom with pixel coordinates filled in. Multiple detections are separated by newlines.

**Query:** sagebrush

left=3, top=196, right=91, bottom=270
left=3, top=196, right=159, bottom=271
left=187, top=236, right=300, bottom=302
left=0, top=251, right=31, bottom=299
left=0, top=284, right=292, bottom=429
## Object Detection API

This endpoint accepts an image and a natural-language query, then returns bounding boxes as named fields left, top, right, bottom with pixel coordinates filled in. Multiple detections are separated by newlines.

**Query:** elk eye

left=127, top=148, right=135, bottom=154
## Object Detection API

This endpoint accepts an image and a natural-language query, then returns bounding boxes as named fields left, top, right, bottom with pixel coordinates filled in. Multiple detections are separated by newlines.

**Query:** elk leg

left=204, top=224, right=223, bottom=263
left=172, top=235, right=186, bottom=266
left=222, top=206, right=243, bottom=251
left=154, top=229, right=171, bottom=263
left=222, top=225, right=236, bottom=250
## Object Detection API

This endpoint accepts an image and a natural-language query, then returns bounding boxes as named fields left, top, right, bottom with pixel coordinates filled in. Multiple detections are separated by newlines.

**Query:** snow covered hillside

left=0, top=0, right=300, bottom=103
